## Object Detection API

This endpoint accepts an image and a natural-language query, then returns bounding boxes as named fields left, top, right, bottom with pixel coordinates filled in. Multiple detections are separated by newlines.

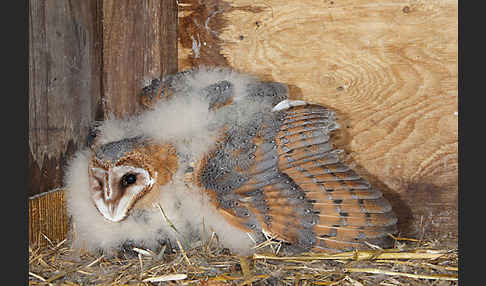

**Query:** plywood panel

left=178, top=0, right=458, bottom=239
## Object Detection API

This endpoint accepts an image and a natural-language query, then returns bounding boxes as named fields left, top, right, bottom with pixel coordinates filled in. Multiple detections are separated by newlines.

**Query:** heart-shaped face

left=88, top=137, right=178, bottom=222
left=88, top=164, right=156, bottom=222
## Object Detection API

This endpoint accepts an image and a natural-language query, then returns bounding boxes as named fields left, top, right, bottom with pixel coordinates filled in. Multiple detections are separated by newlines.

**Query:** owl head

left=87, top=135, right=179, bottom=222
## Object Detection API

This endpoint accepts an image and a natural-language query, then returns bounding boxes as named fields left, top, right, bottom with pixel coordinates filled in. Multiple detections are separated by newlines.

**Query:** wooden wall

left=29, top=0, right=457, bottom=244
left=178, top=0, right=458, bottom=240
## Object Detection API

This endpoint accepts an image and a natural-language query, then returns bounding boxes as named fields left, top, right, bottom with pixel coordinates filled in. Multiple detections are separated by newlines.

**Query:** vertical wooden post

left=102, top=0, right=178, bottom=118
left=29, top=0, right=103, bottom=197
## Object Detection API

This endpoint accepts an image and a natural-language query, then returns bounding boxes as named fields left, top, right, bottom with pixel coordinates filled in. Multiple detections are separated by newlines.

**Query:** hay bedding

left=29, top=233, right=457, bottom=286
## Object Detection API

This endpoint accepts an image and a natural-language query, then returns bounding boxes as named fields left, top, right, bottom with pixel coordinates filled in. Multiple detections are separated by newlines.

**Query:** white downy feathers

left=64, top=67, right=284, bottom=256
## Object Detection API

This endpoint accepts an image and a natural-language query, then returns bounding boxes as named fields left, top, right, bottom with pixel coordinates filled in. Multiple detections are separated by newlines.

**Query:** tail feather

left=304, top=188, right=383, bottom=200
left=310, top=200, right=391, bottom=216
left=313, top=238, right=362, bottom=252
left=317, top=213, right=397, bottom=227
left=283, top=105, right=333, bottom=116
left=313, top=223, right=397, bottom=240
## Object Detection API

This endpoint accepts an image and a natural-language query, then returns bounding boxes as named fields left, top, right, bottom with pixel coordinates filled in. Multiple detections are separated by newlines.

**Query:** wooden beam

left=29, top=0, right=103, bottom=197
left=102, top=0, right=178, bottom=118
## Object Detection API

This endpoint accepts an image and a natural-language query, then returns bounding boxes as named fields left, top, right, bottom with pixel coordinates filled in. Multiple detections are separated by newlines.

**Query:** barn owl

left=64, top=66, right=397, bottom=256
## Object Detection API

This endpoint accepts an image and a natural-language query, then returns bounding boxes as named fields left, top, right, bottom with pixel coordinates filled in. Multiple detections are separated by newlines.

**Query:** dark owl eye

left=121, top=173, right=137, bottom=187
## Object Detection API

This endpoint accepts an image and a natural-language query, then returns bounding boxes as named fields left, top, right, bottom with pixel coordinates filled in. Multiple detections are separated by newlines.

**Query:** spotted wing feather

left=198, top=101, right=396, bottom=250
left=195, top=100, right=397, bottom=251
left=274, top=104, right=397, bottom=250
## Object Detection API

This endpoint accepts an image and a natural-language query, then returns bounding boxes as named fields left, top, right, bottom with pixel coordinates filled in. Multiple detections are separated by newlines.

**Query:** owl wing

left=139, top=70, right=288, bottom=110
left=194, top=100, right=397, bottom=252
left=139, top=71, right=193, bottom=109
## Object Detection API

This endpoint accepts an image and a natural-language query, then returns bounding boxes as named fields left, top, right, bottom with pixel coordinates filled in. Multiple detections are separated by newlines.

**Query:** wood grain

left=178, top=0, right=458, bottom=239
left=102, top=0, right=178, bottom=118
left=29, top=0, right=103, bottom=196
left=29, top=189, right=68, bottom=247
